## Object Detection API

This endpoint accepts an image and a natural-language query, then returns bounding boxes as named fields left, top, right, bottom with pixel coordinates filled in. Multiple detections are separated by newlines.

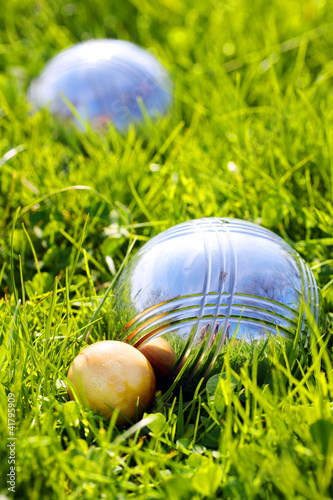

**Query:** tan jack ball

left=67, top=340, right=156, bottom=425
left=138, top=337, right=176, bottom=378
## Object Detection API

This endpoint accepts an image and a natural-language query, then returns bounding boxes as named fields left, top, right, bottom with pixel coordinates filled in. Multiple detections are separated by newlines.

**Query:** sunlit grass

left=1, top=0, right=333, bottom=498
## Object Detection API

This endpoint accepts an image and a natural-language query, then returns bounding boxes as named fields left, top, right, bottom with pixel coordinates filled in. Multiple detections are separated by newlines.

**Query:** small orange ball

left=138, top=337, right=176, bottom=378
left=67, top=340, right=156, bottom=425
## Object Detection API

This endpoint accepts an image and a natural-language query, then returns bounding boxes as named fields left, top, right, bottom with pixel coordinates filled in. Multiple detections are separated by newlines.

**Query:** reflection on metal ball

left=28, top=39, right=173, bottom=131
left=115, top=218, right=322, bottom=391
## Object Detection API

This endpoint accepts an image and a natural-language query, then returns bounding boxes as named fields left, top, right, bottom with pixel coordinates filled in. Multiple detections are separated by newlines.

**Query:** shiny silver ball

left=115, top=218, right=322, bottom=389
left=28, top=39, right=173, bottom=131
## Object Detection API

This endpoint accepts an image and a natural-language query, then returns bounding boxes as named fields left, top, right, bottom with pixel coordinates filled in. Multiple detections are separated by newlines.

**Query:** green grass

left=1, top=0, right=333, bottom=498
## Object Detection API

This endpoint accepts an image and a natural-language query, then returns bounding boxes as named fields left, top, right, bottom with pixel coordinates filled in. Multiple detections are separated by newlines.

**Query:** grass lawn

left=1, top=0, right=333, bottom=498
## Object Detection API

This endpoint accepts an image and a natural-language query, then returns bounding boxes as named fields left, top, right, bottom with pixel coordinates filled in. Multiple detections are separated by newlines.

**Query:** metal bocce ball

left=28, top=39, right=173, bottom=131
left=115, top=218, right=322, bottom=392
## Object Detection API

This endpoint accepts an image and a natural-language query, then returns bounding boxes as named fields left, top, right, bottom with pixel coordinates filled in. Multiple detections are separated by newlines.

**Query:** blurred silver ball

left=115, top=218, right=322, bottom=389
left=28, top=39, right=173, bottom=131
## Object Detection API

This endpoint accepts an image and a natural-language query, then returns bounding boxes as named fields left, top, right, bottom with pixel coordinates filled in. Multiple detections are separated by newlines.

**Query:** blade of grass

left=83, top=237, right=137, bottom=342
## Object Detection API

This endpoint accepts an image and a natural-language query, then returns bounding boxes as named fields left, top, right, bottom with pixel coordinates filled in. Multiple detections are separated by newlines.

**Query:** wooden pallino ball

left=67, top=340, right=156, bottom=425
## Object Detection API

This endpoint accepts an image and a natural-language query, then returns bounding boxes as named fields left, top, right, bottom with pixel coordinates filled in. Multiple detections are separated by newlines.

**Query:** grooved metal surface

left=28, top=39, right=173, bottom=131
left=115, top=218, right=322, bottom=386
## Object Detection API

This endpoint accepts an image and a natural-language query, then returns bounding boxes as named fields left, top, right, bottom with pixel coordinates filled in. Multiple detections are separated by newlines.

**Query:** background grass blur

left=1, top=0, right=333, bottom=498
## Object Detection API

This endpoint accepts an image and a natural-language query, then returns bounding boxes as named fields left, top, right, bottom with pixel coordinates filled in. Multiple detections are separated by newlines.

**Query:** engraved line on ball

left=123, top=293, right=300, bottom=343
